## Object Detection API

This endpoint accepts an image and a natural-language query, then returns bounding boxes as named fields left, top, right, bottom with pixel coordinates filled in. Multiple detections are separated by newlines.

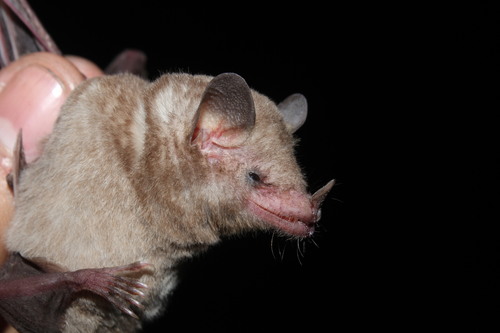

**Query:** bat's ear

left=277, top=93, right=308, bottom=133
left=190, top=73, right=255, bottom=149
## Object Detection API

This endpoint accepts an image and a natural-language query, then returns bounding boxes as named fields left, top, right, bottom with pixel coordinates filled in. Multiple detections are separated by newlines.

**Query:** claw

left=117, top=306, right=138, bottom=320
left=126, top=297, right=144, bottom=309
left=70, top=261, right=153, bottom=319
left=111, top=261, right=154, bottom=275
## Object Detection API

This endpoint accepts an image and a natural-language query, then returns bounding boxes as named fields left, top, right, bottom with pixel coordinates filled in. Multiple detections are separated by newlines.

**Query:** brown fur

left=5, top=72, right=325, bottom=332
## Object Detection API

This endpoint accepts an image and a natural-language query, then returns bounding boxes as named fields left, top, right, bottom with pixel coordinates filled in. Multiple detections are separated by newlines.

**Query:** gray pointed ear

left=277, top=93, right=308, bottom=133
left=191, top=73, right=255, bottom=148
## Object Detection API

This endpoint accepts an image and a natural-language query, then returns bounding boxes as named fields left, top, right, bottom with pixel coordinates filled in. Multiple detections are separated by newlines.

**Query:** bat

left=1, top=0, right=334, bottom=332
left=5, top=70, right=334, bottom=332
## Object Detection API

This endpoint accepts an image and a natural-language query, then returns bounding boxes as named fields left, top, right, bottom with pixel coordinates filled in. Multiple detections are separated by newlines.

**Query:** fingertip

left=0, top=52, right=90, bottom=161
left=0, top=52, right=85, bottom=91
left=0, top=65, right=67, bottom=162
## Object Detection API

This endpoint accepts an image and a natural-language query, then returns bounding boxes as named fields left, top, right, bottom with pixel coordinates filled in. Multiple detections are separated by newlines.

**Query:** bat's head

left=188, top=73, right=333, bottom=239
left=145, top=73, right=333, bottom=244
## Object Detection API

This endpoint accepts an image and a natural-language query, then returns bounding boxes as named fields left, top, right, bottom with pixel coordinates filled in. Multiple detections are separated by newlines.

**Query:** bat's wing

left=0, top=0, right=147, bottom=76
left=0, top=253, right=71, bottom=333
left=0, top=253, right=151, bottom=332
left=0, top=0, right=60, bottom=68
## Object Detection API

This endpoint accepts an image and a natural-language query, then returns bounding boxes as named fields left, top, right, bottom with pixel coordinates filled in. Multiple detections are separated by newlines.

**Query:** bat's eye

left=247, top=171, right=262, bottom=184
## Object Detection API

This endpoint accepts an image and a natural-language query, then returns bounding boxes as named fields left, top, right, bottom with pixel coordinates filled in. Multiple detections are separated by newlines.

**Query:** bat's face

left=123, top=72, right=333, bottom=245
left=182, top=73, right=333, bottom=239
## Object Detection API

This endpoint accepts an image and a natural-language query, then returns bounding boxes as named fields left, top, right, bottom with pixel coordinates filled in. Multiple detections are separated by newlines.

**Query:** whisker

left=331, top=196, right=344, bottom=203
left=296, top=251, right=302, bottom=265
left=280, top=242, right=287, bottom=261
left=270, top=232, right=277, bottom=260
left=297, top=238, right=304, bottom=257
left=296, top=239, right=303, bottom=265
left=310, top=238, right=319, bottom=249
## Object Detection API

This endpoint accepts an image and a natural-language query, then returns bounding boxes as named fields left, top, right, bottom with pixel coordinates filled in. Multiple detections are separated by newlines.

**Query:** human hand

left=0, top=52, right=103, bottom=263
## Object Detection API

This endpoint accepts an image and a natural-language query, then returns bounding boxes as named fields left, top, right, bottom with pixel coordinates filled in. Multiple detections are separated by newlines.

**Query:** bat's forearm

left=0, top=259, right=150, bottom=321
left=0, top=272, right=70, bottom=299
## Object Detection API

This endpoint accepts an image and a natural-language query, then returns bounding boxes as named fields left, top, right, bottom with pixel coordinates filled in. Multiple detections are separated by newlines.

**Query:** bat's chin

left=248, top=200, right=316, bottom=237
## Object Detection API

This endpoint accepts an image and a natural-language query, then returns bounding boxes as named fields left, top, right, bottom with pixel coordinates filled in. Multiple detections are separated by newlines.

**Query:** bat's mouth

left=248, top=199, right=316, bottom=237
left=247, top=180, right=334, bottom=238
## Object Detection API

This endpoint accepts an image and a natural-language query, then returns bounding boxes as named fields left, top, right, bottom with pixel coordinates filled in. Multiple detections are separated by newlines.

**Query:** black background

left=456, top=3, right=500, bottom=332
left=15, top=1, right=462, bottom=332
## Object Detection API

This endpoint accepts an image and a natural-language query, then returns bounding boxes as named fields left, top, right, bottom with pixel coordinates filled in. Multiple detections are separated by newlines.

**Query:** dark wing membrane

left=0, top=0, right=60, bottom=68
left=0, top=253, right=72, bottom=333
left=0, top=1, right=148, bottom=75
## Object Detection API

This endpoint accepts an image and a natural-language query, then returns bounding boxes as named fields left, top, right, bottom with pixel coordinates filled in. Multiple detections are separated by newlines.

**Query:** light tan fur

left=5, top=72, right=313, bottom=332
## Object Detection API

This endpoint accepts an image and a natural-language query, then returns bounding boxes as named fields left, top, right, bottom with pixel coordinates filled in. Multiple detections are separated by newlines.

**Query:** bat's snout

left=247, top=179, right=334, bottom=238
